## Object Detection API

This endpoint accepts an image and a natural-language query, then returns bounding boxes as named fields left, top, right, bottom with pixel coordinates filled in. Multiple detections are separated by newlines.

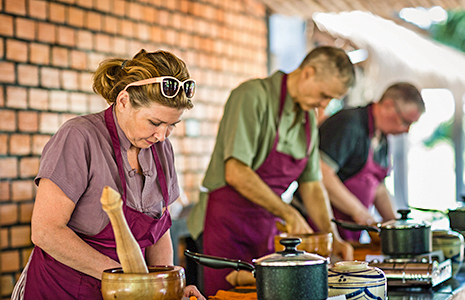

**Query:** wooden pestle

left=100, top=186, right=149, bottom=274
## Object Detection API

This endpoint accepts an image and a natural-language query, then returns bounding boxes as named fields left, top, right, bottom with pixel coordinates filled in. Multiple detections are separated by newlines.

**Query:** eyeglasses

left=392, top=100, right=413, bottom=127
left=123, top=76, right=196, bottom=99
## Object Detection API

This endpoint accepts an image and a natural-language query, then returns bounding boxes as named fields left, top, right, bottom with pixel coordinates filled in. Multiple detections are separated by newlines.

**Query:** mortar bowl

left=101, top=266, right=186, bottom=300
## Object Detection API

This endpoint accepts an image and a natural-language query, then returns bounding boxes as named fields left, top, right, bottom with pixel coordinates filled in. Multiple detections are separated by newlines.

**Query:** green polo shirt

left=187, top=71, right=322, bottom=239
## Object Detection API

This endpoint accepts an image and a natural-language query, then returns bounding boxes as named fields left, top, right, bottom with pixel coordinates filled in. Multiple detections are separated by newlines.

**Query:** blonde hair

left=92, top=49, right=194, bottom=110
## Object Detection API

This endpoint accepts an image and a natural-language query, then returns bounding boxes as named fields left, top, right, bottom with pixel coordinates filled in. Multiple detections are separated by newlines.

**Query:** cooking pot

left=333, top=209, right=432, bottom=256
left=184, top=238, right=328, bottom=300
left=101, top=265, right=186, bottom=300
left=410, top=206, right=465, bottom=231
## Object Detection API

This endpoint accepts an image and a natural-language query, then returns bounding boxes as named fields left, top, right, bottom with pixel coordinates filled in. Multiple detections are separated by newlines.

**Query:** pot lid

left=253, top=238, right=328, bottom=267
left=380, top=209, right=431, bottom=229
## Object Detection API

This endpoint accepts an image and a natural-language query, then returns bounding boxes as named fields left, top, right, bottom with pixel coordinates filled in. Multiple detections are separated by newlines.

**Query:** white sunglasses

left=123, top=76, right=196, bottom=99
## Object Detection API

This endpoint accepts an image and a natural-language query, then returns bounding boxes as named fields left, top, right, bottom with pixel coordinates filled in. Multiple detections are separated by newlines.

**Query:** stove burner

left=366, top=250, right=452, bottom=287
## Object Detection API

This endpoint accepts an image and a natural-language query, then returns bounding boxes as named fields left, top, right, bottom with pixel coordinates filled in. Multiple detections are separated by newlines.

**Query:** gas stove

left=366, top=250, right=452, bottom=287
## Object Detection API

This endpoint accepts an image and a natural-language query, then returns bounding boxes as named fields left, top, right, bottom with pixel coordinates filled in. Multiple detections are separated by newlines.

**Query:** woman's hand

left=183, top=285, right=206, bottom=300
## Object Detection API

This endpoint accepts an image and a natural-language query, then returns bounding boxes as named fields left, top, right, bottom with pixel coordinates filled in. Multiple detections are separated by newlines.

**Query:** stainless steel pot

left=333, top=209, right=432, bottom=256
left=184, top=238, right=328, bottom=300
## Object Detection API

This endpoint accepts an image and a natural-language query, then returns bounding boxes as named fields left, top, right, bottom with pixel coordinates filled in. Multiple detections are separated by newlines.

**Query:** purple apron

left=332, top=105, right=389, bottom=242
left=203, top=74, right=311, bottom=296
left=24, top=105, right=172, bottom=299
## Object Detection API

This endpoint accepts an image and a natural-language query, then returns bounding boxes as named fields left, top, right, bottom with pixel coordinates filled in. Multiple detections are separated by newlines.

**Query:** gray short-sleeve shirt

left=35, top=108, right=180, bottom=236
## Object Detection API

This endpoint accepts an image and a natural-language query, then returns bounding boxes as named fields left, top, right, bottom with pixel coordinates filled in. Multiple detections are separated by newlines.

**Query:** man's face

left=294, top=67, right=348, bottom=111
left=379, top=99, right=423, bottom=135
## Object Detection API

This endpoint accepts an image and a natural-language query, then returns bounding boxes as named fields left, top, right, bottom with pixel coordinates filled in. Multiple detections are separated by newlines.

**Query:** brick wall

left=0, top=0, right=269, bottom=297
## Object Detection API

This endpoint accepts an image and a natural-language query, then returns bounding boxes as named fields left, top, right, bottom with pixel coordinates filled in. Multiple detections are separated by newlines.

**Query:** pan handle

left=184, top=250, right=255, bottom=272
left=331, top=219, right=380, bottom=232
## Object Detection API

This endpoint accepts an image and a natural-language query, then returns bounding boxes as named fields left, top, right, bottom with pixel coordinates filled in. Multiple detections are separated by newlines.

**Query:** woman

left=14, top=50, right=204, bottom=299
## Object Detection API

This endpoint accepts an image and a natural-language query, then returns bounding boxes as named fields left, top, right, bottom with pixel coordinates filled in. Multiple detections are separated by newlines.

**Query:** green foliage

left=430, top=10, right=465, bottom=52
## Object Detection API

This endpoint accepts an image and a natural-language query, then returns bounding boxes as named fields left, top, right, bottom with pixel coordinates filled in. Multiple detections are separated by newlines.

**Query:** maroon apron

left=332, top=105, right=389, bottom=242
left=203, top=74, right=312, bottom=296
left=24, top=105, right=172, bottom=299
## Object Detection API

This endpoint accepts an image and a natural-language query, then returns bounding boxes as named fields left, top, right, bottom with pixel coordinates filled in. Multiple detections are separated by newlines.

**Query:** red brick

left=103, top=15, right=118, bottom=34
left=57, top=26, right=75, bottom=48
left=30, top=43, right=50, bottom=65
left=32, top=134, right=51, bottom=155
left=5, top=0, right=26, bottom=15
left=0, top=134, right=7, bottom=155
left=113, top=0, right=125, bottom=16
left=60, top=113, right=78, bottom=124
left=0, top=110, right=16, bottom=131
left=0, top=181, right=10, bottom=202
left=0, top=228, right=7, bottom=248
left=40, top=67, right=60, bottom=89
left=6, top=86, right=28, bottom=109
left=19, top=157, right=40, bottom=178
left=120, top=19, right=134, bottom=38
left=113, top=37, right=127, bottom=56
left=19, top=203, right=34, bottom=223
left=1, top=250, right=20, bottom=272
left=127, top=2, right=142, bottom=19
left=51, top=46, right=69, bottom=68
left=70, top=50, right=87, bottom=70
left=95, top=0, right=110, bottom=12
left=0, top=85, right=3, bottom=107
left=80, top=72, right=93, bottom=93
left=143, top=6, right=156, bottom=23
left=0, top=15, right=14, bottom=36
left=69, top=92, right=88, bottom=113
left=89, top=94, right=108, bottom=112
left=68, top=6, right=85, bottom=27
left=87, top=52, right=105, bottom=72
left=49, top=2, right=66, bottom=23
left=18, top=65, right=39, bottom=86
left=11, top=226, right=31, bottom=247
left=76, top=0, right=92, bottom=8
left=0, top=158, right=18, bottom=179
left=94, top=33, right=110, bottom=52
left=49, top=90, right=68, bottom=112
left=0, top=38, right=4, bottom=59
left=29, top=0, right=47, bottom=20
left=37, top=22, right=56, bottom=44
left=135, top=23, right=150, bottom=41
left=11, top=180, right=34, bottom=201
left=18, top=111, right=38, bottom=132
left=6, top=39, right=28, bottom=63
left=9, top=134, right=31, bottom=156
left=0, top=62, right=15, bottom=83
left=15, top=18, right=36, bottom=40
left=39, top=112, right=60, bottom=133
left=86, top=11, right=102, bottom=31
left=61, top=70, right=79, bottom=91
left=29, top=88, right=49, bottom=110
left=76, top=30, right=93, bottom=50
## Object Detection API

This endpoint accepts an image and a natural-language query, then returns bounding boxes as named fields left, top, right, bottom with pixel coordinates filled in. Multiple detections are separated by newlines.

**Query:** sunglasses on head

left=123, top=76, right=196, bottom=99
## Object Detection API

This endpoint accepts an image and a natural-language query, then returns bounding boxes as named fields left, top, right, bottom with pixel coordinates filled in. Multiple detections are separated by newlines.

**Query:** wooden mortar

left=100, top=186, right=185, bottom=300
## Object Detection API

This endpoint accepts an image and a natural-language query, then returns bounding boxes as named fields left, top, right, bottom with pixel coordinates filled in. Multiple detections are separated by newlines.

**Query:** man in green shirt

left=187, top=46, right=356, bottom=296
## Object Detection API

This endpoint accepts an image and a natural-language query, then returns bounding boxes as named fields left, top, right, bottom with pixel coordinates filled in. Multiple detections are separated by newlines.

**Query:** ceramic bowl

left=328, top=261, right=386, bottom=300
left=432, top=229, right=464, bottom=277
left=274, top=232, right=333, bottom=257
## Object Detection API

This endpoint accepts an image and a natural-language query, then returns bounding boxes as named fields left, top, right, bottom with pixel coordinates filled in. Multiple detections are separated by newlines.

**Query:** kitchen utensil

left=328, top=261, right=386, bottom=300
left=333, top=209, right=432, bottom=256
left=185, top=238, right=328, bottom=300
left=101, top=266, right=186, bottom=300
left=410, top=206, right=465, bottom=231
left=274, top=232, right=333, bottom=257
left=100, top=186, right=186, bottom=300
left=432, top=229, right=464, bottom=277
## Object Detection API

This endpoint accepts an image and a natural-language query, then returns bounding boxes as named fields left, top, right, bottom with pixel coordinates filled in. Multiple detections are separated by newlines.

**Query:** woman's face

left=117, top=98, right=185, bottom=149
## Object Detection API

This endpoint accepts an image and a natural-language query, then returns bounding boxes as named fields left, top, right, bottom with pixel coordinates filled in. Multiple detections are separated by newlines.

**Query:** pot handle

left=184, top=250, right=255, bottom=272
left=331, top=219, right=380, bottom=232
